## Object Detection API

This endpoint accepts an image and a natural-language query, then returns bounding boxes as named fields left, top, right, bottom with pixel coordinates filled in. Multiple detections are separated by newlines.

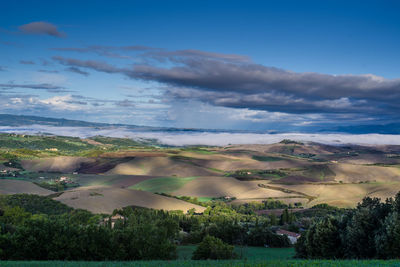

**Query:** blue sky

left=0, top=0, right=399, bottom=131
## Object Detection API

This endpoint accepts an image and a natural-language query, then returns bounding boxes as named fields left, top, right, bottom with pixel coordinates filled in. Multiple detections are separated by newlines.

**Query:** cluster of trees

left=296, top=192, right=400, bottom=259
left=0, top=216, right=177, bottom=260
left=0, top=194, right=294, bottom=261
left=1, top=194, right=73, bottom=215
left=192, top=235, right=236, bottom=260
left=230, top=169, right=286, bottom=181
left=0, top=134, right=95, bottom=152
left=0, top=134, right=155, bottom=161
left=156, top=193, right=235, bottom=208
left=178, top=204, right=291, bottom=248
left=34, top=180, right=79, bottom=192
left=0, top=195, right=178, bottom=260
left=157, top=193, right=297, bottom=217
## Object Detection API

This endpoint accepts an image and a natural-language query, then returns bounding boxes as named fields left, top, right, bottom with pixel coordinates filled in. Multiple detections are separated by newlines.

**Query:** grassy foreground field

left=2, top=260, right=400, bottom=266
left=177, top=246, right=295, bottom=260
left=3, top=248, right=399, bottom=266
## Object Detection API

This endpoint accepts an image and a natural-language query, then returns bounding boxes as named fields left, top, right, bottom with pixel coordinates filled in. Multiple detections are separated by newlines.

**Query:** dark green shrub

left=192, top=235, right=236, bottom=260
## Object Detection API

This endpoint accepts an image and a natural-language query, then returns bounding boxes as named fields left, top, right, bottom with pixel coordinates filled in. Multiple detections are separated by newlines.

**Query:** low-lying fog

left=1, top=125, right=400, bottom=146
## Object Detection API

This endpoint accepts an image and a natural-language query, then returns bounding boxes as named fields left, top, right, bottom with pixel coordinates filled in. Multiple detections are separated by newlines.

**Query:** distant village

left=0, top=165, right=79, bottom=190
left=0, top=168, right=21, bottom=177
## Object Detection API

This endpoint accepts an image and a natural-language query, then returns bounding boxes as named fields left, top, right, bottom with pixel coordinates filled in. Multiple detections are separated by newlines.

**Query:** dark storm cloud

left=132, top=60, right=400, bottom=101
left=143, top=49, right=250, bottom=62
left=65, top=100, right=87, bottom=105
left=0, top=83, right=71, bottom=93
left=50, top=47, right=400, bottom=116
left=18, top=22, right=65, bottom=38
left=52, top=56, right=120, bottom=74
left=51, top=45, right=249, bottom=62
left=19, top=60, right=35, bottom=65
left=65, top=67, right=89, bottom=76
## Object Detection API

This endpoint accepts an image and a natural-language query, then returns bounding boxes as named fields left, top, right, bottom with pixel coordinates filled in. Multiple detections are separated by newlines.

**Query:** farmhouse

left=58, top=176, right=74, bottom=184
left=276, top=229, right=301, bottom=244
left=102, top=214, right=125, bottom=228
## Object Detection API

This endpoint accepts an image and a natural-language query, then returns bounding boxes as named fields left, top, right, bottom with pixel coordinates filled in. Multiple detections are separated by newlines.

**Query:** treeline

left=0, top=134, right=150, bottom=162
left=157, top=193, right=293, bottom=214
left=0, top=194, right=294, bottom=260
left=0, top=134, right=95, bottom=152
left=0, top=196, right=178, bottom=260
left=1, top=194, right=73, bottom=215
left=296, top=192, right=400, bottom=259
left=179, top=213, right=290, bottom=247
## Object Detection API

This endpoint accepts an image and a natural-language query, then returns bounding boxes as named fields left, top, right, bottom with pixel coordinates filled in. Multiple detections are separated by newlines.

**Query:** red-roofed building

left=276, top=229, right=301, bottom=244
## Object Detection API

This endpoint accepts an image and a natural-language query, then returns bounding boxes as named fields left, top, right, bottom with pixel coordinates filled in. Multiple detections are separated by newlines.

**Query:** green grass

left=3, top=260, right=400, bottom=266
left=206, top=167, right=225, bottom=173
left=252, top=155, right=283, bottom=162
left=238, top=247, right=295, bottom=260
left=182, top=148, right=216, bottom=155
left=129, top=176, right=198, bottom=193
left=197, top=197, right=214, bottom=202
left=89, top=136, right=142, bottom=147
left=177, top=246, right=295, bottom=260
left=177, top=245, right=197, bottom=260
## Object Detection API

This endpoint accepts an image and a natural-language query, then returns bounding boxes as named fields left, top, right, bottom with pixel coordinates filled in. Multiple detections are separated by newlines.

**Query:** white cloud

left=0, top=125, right=400, bottom=146
left=38, top=95, right=86, bottom=110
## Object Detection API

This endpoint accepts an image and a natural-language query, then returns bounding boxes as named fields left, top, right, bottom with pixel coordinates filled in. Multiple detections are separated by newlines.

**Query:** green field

left=129, top=176, right=198, bottom=193
left=182, top=148, right=216, bottom=155
left=2, top=260, right=400, bottom=266
left=252, top=155, right=283, bottom=162
left=196, top=197, right=214, bottom=202
left=1, top=246, right=396, bottom=265
left=178, top=246, right=295, bottom=260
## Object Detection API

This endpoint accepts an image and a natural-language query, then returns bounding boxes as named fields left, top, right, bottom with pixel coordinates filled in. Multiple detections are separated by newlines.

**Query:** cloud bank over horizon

left=0, top=125, right=400, bottom=146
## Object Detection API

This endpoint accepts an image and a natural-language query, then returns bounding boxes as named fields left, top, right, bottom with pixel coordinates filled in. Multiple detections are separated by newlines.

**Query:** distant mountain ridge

left=0, top=114, right=234, bottom=133
left=0, top=114, right=111, bottom=127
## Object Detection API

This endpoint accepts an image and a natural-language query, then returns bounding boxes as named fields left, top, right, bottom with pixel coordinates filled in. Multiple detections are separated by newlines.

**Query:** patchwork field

left=172, top=176, right=300, bottom=199
left=0, top=179, right=53, bottom=195
left=21, top=156, right=94, bottom=173
left=54, top=185, right=205, bottom=214
left=3, top=136, right=400, bottom=213
left=130, top=176, right=198, bottom=193
left=106, top=156, right=218, bottom=176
